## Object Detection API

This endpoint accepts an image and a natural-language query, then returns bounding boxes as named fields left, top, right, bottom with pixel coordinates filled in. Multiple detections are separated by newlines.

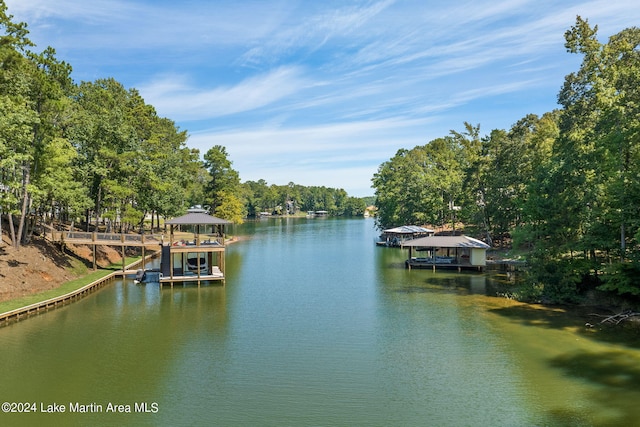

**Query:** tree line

left=199, top=147, right=367, bottom=218
left=372, top=17, right=640, bottom=303
left=0, top=3, right=364, bottom=249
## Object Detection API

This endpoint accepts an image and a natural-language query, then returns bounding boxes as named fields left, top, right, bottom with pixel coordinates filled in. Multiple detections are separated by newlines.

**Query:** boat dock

left=44, top=210, right=233, bottom=287
left=401, top=235, right=491, bottom=272
left=158, top=212, right=231, bottom=286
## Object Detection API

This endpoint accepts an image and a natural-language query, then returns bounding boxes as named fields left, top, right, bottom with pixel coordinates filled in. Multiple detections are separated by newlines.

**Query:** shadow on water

left=488, top=302, right=640, bottom=426
left=391, top=272, right=502, bottom=297
left=545, top=350, right=640, bottom=427
left=489, top=303, right=640, bottom=349
left=393, top=276, right=473, bottom=294
left=551, top=350, right=640, bottom=391
left=489, top=303, right=580, bottom=329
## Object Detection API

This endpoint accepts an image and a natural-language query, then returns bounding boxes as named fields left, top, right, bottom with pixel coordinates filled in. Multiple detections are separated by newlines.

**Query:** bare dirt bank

left=0, top=233, right=123, bottom=303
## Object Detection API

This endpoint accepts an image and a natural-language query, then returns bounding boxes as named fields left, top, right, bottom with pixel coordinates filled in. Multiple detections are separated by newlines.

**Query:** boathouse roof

left=383, top=225, right=434, bottom=234
left=401, top=235, right=490, bottom=249
left=166, top=212, right=232, bottom=225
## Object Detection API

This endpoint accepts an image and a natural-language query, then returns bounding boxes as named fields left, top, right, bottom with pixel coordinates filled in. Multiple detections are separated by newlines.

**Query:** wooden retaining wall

left=0, top=252, right=159, bottom=327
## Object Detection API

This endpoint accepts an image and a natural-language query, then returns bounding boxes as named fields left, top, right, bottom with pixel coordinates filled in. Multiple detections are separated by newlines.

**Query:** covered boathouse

left=160, top=212, right=232, bottom=286
left=376, top=225, right=434, bottom=247
left=401, top=235, right=490, bottom=271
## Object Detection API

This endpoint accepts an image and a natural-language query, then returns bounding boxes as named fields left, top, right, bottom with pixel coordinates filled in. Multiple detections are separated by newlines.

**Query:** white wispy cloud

left=238, top=0, right=396, bottom=67
left=139, top=66, right=312, bottom=121
left=6, top=0, right=287, bottom=53
left=187, top=117, right=432, bottom=195
left=5, top=0, right=135, bottom=21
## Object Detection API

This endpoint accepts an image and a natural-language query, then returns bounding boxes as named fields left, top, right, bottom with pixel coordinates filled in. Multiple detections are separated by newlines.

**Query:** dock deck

left=406, top=257, right=483, bottom=271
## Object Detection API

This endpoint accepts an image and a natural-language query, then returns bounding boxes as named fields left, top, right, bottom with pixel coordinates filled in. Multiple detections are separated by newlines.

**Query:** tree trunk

left=24, top=195, right=35, bottom=244
left=620, top=222, right=626, bottom=261
left=8, top=213, right=17, bottom=247
left=16, top=165, right=31, bottom=248
left=94, top=185, right=102, bottom=232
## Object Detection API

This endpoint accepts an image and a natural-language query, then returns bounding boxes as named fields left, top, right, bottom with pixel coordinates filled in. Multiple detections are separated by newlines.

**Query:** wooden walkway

left=45, top=229, right=163, bottom=247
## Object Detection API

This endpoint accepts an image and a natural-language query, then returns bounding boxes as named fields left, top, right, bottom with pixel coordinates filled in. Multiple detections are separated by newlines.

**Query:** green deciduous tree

left=203, top=145, right=241, bottom=220
left=372, top=135, right=465, bottom=230
left=519, top=17, right=640, bottom=299
left=69, top=78, right=138, bottom=230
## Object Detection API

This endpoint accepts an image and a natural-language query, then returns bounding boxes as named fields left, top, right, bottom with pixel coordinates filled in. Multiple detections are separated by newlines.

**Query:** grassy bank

left=0, top=255, right=142, bottom=314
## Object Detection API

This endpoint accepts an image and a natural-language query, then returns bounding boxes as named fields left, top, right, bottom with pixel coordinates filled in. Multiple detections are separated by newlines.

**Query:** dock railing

left=45, top=228, right=163, bottom=246
left=168, top=233, right=225, bottom=247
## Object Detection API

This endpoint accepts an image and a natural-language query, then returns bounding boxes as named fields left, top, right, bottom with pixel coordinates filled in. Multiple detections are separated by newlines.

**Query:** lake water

left=1, top=217, right=640, bottom=426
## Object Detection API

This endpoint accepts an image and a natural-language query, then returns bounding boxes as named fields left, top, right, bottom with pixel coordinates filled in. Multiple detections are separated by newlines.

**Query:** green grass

left=0, top=255, right=143, bottom=314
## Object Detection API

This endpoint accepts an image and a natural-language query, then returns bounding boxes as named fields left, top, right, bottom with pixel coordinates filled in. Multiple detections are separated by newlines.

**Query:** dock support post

left=92, top=232, right=97, bottom=270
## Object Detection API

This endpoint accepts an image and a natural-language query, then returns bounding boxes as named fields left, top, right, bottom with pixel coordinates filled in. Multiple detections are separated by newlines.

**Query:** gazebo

left=160, top=212, right=232, bottom=286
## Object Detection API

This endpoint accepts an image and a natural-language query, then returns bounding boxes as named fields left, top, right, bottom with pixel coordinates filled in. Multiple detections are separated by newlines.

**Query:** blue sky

left=5, top=0, right=640, bottom=197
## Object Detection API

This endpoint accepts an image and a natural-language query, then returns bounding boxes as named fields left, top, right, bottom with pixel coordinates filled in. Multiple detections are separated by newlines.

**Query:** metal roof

left=165, top=212, right=232, bottom=225
left=401, top=235, right=490, bottom=249
left=382, top=225, right=434, bottom=234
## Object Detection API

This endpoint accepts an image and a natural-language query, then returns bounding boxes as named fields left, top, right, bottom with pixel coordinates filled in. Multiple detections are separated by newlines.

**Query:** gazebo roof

left=165, top=212, right=232, bottom=225
left=401, top=235, right=490, bottom=249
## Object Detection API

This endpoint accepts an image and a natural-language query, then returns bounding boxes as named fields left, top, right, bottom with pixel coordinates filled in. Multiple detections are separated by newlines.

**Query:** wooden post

left=197, top=251, right=201, bottom=287
left=170, top=250, right=174, bottom=280
left=92, top=232, right=97, bottom=271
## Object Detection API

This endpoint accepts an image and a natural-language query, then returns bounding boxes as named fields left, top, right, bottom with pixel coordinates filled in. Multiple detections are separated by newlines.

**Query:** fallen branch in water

left=589, top=310, right=640, bottom=325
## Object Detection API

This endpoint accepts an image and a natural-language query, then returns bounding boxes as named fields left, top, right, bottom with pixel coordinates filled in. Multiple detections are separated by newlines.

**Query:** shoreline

left=0, top=255, right=153, bottom=326
left=0, top=235, right=246, bottom=316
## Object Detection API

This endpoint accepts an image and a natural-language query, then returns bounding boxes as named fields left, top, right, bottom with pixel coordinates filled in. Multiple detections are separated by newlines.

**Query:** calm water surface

left=1, top=218, right=640, bottom=426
